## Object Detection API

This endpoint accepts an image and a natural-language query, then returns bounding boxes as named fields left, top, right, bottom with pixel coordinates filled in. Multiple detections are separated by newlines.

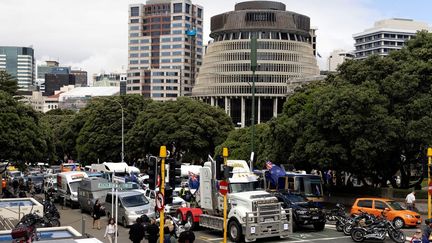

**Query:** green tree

left=0, top=71, right=18, bottom=96
left=215, top=123, right=277, bottom=169
left=0, top=91, right=47, bottom=161
left=127, top=98, right=234, bottom=162
left=75, top=95, right=151, bottom=164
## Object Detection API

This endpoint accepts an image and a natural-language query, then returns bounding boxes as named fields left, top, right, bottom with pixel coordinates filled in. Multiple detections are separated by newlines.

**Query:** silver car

left=104, top=191, right=154, bottom=226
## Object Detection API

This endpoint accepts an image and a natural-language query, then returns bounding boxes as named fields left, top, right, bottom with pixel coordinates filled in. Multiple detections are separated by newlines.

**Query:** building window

left=151, top=17, right=161, bottom=22
left=198, top=8, right=202, bottom=18
left=130, top=53, right=139, bottom=58
left=172, top=44, right=182, bottom=49
left=129, top=39, right=139, bottom=44
left=166, top=94, right=178, bottom=97
left=166, top=79, right=178, bottom=83
left=161, top=52, right=171, bottom=56
left=173, top=51, right=182, bottom=55
left=130, top=33, right=139, bottom=37
left=172, top=58, right=182, bottom=63
left=185, top=4, right=190, bottom=14
left=173, top=16, right=182, bottom=20
left=173, top=37, right=182, bottom=42
left=130, top=60, right=139, bottom=64
left=130, top=46, right=139, bottom=51
left=152, top=93, right=164, bottom=97
left=173, top=3, right=182, bottom=13
left=140, top=60, right=149, bottom=64
left=161, top=59, right=171, bottom=63
left=162, top=45, right=171, bottom=49
left=171, top=30, right=182, bottom=35
left=166, top=86, right=178, bottom=90
left=131, top=7, right=140, bottom=17
left=130, top=26, right=139, bottom=31
left=152, top=72, right=164, bottom=76
left=140, top=46, right=149, bottom=50
left=166, top=72, right=178, bottom=76
left=140, top=53, right=149, bottom=57
left=140, top=39, right=150, bottom=43
left=172, top=23, right=182, bottom=28
left=162, top=37, right=171, bottom=42
left=152, top=86, right=164, bottom=90
left=131, top=19, right=139, bottom=23
left=153, top=79, right=164, bottom=83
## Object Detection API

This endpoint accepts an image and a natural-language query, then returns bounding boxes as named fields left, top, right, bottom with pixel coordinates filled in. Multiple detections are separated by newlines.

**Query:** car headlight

left=405, top=215, right=413, bottom=218
left=296, top=210, right=308, bottom=215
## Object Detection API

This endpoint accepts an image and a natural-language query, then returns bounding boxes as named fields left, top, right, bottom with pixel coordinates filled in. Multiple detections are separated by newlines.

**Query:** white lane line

left=288, top=236, right=350, bottom=242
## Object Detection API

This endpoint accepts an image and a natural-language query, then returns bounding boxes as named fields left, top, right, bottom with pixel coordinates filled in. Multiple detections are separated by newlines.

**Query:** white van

left=57, top=171, right=88, bottom=207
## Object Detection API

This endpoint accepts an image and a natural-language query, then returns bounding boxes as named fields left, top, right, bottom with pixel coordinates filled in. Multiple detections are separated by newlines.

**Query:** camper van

left=105, top=191, right=154, bottom=226
left=78, top=177, right=110, bottom=214
left=57, top=171, right=88, bottom=207
left=91, top=162, right=140, bottom=183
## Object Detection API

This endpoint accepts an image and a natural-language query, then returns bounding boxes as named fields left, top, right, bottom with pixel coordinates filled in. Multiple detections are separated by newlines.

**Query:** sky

left=1, top=0, right=431, bottom=78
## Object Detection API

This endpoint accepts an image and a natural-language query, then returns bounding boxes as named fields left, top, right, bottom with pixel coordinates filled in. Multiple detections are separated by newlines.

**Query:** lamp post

left=250, top=35, right=258, bottom=170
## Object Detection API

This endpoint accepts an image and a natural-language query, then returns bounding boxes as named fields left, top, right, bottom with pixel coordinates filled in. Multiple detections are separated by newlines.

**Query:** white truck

left=177, top=159, right=292, bottom=242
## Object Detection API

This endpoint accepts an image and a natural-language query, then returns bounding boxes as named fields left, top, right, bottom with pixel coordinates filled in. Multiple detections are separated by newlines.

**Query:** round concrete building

left=192, top=1, right=319, bottom=126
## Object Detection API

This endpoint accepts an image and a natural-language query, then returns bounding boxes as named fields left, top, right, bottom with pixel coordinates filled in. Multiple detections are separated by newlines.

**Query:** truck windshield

left=229, top=182, right=258, bottom=193
left=69, top=181, right=80, bottom=193
left=121, top=194, right=149, bottom=207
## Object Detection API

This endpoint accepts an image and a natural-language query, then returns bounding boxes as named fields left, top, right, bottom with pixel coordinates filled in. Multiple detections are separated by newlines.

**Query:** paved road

left=35, top=194, right=416, bottom=243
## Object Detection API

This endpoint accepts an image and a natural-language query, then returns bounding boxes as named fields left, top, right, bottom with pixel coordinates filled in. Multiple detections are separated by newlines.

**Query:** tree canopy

left=126, top=97, right=234, bottom=162
left=0, top=70, right=18, bottom=96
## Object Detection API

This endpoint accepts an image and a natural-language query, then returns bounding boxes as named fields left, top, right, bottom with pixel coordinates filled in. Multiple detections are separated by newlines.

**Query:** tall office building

left=71, top=70, right=88, bottom=87
left=192, top=1, right=319, bottom=126
left=0, top=46, right=35, bottom=90
left=353, top=18, right=431, bottom=59
left=127, top=0, right=203, bottom=101
left=37, top=60, right=70, bottom=92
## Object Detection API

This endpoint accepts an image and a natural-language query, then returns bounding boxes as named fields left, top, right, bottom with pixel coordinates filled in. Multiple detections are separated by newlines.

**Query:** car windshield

left=284, top=194, right=308, bottom=203
left=229, top=182, right=258, bottom=193
left=387, top=201, right=404, bottom=210
left=121, top=194, right=149, bottom=207
left=69, top=181, right=80, bottom=192
left=30, top=177, right=43, bottom=183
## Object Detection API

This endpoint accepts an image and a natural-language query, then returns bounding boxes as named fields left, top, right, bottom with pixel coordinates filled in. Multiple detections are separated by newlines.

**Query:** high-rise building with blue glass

left=0, top=46, right=35, bottom=90
left=127, top=0, right=203, bottom=100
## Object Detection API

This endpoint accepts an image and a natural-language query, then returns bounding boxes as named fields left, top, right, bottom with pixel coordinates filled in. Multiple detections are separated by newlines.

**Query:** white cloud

left=0, top=0, right=382, bottom=75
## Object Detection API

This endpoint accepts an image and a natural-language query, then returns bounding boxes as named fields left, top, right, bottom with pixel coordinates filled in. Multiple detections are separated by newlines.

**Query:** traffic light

left=215, top=156, right=224, bottom=180
left=167, top=158, right=182, bottom=189
left=147, top=156, right=158, bottom=190
left=223, top=165, right=233, bottom=179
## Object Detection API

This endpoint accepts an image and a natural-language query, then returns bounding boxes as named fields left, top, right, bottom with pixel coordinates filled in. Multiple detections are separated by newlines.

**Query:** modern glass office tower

left=127, top=0, right=203, bottom=101
left=192, top=1, right=319, bottom=126
left=0, top=46, right=35, bottom=90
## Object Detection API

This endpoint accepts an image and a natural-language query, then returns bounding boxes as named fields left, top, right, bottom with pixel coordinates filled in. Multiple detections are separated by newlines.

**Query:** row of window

left=202, top=85, right=289, bottom=95
left=356, top=48, right=397, bottom=56
left=355, top=33, right=412, bottom=43
left=204, top=52, right=306, bottom=63
left=209, top=40, right=311, bottom=53
left=131, top=4, right=202, bottom=18
left=355, top=41, right=405, bottom=50
left=209, top=63, right=313, bottom=73
left=213, top=32, right=311, bottom=43
left=198, top=74, right=299, bottom=84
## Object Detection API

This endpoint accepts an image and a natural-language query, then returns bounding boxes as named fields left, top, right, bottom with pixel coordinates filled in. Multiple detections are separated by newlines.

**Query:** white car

left=143, top=188, right=186, bottom=216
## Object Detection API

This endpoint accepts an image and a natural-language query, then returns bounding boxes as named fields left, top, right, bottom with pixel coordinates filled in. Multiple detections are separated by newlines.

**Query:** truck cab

left=177, top=159, right=292, bottom=242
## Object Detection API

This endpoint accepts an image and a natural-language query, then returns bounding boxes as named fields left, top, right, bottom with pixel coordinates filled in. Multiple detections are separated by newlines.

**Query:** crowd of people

left=122, top=216, right=195, bottom=243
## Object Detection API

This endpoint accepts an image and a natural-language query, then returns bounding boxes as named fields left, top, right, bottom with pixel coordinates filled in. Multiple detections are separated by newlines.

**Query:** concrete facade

left=353, top=18, right=432, bottom=59
left=192, top=1, right=319, bottom=126
left=327, top=49, right=354, bottom=72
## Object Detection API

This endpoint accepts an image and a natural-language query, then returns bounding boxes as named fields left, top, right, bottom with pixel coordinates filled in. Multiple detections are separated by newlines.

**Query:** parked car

left=105, top=191, right=155, bottom=227
left=273, top=191, right=326, bottom=231
left=350, top=197, right=421, bottom=228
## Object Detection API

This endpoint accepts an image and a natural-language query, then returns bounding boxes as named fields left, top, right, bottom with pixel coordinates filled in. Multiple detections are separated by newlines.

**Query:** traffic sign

left=98, top=182, right=134, bottom=189
left=219, top=180, right=229, bottom=195
left=429, top=181, right=432, bottom=195
left=156, top=192, right=165, bottom=211
left=98, top=182, right=113, bottom=189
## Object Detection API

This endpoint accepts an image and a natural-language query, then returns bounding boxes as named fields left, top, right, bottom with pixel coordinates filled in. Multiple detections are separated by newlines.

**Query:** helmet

left=184, top=222, right=191, bottom=230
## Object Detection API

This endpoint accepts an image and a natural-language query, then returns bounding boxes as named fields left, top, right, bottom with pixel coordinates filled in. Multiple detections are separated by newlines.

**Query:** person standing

left=146, top=218, right=159, bottom=243
left=93, top=199, right=102, bottom=230
left=104, top=218, right=117, bottom=243
left=178, top=223, right=195, bottom=243
left=422, top=219, right=432, bottom=243
left=129, top=217, right=145, bottom=243
left=157, top=226, right=177, bottom=243
left=405, top=190, right=416, bottom=211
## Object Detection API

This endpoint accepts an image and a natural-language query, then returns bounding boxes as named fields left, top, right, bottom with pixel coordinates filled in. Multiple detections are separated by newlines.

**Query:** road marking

left=288, top=236, right=350, bottom=242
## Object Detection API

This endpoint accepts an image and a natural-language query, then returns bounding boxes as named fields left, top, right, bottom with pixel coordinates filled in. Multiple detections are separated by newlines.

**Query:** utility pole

left=159, top=146, right=167, bottom=243
left=428, top=148, right=432, bottom=219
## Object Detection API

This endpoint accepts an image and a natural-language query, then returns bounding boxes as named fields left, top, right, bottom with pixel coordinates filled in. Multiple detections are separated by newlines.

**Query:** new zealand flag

left=188, top=171, right=199, bottom=189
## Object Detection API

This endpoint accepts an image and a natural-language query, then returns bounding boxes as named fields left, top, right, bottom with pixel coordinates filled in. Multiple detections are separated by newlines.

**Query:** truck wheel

left=228, top=220, right=244, bottom=242
left=313, top=222, right=325, bottom=231
left=176, top=212, right=184, bottom=224
left=122, top=217, right=128, bottom=227
left=186, top=212, right=197, bottom=230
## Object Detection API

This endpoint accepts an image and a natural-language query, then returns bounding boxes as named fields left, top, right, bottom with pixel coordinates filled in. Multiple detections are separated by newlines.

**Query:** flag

left=72, top=163, right=76, bottom=171
left=188, top=171, right=199, bottom=189
left=265, top=161, right=286, bottom=188
left=265, top=161, right=273, bottom=170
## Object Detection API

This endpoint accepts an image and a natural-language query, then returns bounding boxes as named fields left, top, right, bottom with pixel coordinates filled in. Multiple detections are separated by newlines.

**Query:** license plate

left=284, top=224, right=288, bottom=230
left=250, top=227, right=256, bottom=234
left=265, top=218, right=273, bottom=222
left=312, top=216, right=319, bottom=220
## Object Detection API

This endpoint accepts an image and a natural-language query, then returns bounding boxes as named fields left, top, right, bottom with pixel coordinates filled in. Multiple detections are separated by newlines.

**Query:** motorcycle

left=21, top=210, right=60, bottom=228
left=43, top=199, right=60, bottom=219
left=343, top=210, right=377, bottom=236
left=156, top=214, right=186, bottom=238
left=326, top=204, right=349, bottom=232
left=12, top=212, right=39, bottom=242
left=350, top=210, right=405, bottom=243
